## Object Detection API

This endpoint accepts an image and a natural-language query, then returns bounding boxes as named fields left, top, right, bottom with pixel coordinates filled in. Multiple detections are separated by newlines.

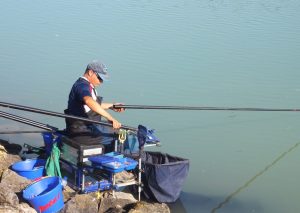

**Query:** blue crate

left=102, top=161, right=126, bottom=173
left=83, top=179, right=112, bottom=193
left=88, top=155, right=116, bottom=166
left=88, top=152, right=131, bottom=173
left=124, top=158, right=138, bottom=170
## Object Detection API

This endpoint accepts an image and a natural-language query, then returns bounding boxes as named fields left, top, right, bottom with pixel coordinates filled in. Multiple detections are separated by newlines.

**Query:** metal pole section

left=0, top=101, right=137, bottom=132
left=0, top=111, right=55, bottom=132
left=113, top=104, right=300, bottom=112
left=0, top=130, right=51, bottom=134
left=138, top=157, right=142, bottom=202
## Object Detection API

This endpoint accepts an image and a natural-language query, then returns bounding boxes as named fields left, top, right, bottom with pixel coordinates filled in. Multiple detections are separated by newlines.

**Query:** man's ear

left=88, top=69, right=93, bottom=76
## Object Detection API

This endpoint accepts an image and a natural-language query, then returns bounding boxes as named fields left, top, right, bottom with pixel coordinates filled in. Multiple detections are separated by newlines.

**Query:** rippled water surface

left=1, top=1, right=300, bottom=212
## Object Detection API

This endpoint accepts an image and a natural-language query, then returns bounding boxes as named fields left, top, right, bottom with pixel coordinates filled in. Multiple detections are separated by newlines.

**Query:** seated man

left=65, top=60, right=124, bottom=152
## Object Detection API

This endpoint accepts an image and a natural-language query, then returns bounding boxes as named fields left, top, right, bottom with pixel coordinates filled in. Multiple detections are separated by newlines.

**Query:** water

left=1, top=1, right=300, bottom=212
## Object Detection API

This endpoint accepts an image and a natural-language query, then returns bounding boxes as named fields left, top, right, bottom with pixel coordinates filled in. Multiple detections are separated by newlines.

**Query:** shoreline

left=0, top=139, right=170, bottom=213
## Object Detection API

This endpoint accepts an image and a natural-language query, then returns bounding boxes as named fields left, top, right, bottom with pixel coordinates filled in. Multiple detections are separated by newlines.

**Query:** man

left=65, top=60, right=134, bottom=182
left=65, top=60, right=124, bottom=147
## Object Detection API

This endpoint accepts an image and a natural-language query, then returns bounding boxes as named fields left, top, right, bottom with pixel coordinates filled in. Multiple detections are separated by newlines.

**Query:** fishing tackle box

left=60, top=135, right=104, bottom=165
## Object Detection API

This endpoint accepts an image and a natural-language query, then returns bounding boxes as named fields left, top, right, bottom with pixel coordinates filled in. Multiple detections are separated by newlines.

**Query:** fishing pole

left=0, top=130, right=51, bottom=134
left=0, top=101, right=137, bottom=132
left=113, top=104, right=300, bottom=112
left=0, top=111, right=56, bottom=132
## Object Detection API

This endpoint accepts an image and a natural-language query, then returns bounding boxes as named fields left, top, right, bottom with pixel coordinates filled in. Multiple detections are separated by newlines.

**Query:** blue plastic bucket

left=23, top=176, right=64, bottom=213
left=11, top=159, right=46, bottom=180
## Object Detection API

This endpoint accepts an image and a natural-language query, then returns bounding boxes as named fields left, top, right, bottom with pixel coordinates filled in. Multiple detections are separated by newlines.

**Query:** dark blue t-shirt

left=67, top=77, right=93, bottom=118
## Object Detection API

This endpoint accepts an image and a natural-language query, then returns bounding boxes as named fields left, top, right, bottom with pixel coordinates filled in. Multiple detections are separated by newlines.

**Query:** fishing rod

left=0, top=111, right=56, bottom=132
left=0, top=130, right=51, bottom=134
left=113, top=104, right=300, bottom=112
left=0, top=101, right=137, bottom=132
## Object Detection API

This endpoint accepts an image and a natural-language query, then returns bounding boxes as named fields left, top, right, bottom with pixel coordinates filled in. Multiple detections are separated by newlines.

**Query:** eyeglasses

left=95, top=72, right=103, bottom=83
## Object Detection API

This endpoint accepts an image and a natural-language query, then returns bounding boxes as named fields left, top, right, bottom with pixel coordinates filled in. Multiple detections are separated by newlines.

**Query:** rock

left=0, top=169, right=31, bottom=193
left=0, top=145, right=8, bottom=173
left=0, top=140, right=22, bottom=172
left=103, top=205, right=123, bottom=213
left=0, top=140, right=22, bottom=155
left=108, top=191, right=137, bottom=203
left=16, top=203, right=36, bottom=213
left=0, top=204, right=17, bottom=213
left=0, top=153, right=22, bottom=173
left=62, top=185, right=76, bottom=202
left=61, top=193, right=99, bottom=213
left=0, top=145, right=7, bottom=159
left=0, top=203, right=36, bottom=213
left=128, top=201, right=170, bottom=213
left=0, top=183, right=19, bottom=206
left=99, top=191, right=137, bottom=213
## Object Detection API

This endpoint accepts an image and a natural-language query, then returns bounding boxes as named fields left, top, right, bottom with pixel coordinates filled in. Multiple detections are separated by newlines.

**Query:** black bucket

left=141, top=151, right=189, bottom=203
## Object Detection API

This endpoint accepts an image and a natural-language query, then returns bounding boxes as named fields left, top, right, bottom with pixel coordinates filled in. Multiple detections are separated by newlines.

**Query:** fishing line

left=211, top=141, right=300, bottom=213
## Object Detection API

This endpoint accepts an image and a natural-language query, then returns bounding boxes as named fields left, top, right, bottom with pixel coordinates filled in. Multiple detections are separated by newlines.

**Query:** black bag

left=141, top=151, right=189, bottom=203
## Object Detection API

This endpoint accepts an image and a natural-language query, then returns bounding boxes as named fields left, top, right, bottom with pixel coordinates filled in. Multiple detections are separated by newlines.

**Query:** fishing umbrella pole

left=113, top=104, right=300, bottom=112
left=0, top=101, right=137, bottom=132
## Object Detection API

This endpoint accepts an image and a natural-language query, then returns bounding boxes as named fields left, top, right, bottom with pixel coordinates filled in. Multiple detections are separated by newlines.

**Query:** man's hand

left=83, top=96, right=122, bottom=129
left=112, top=103, right=125, bottom=112
left=111, top=118, right=122, bottom=129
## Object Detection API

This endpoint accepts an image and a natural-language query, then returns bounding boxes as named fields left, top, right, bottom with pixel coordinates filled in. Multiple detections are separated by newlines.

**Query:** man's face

left=89, top=70, right=103, bottom=87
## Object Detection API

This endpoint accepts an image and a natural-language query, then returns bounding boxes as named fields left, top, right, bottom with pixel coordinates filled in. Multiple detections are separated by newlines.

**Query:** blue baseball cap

left=86, top=60, right=109, bottom=81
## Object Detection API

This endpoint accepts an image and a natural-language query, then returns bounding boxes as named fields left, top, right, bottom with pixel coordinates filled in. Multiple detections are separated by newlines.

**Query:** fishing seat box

left=60, top=135, right=104, bottom=165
